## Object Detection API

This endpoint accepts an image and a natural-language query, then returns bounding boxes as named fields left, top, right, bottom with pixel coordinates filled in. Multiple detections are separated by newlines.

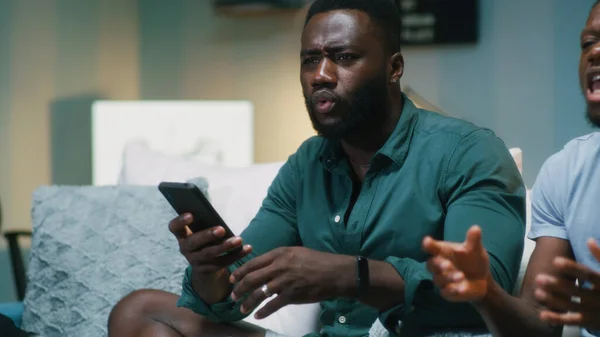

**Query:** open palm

left=422, top=226, right=490, bottom=302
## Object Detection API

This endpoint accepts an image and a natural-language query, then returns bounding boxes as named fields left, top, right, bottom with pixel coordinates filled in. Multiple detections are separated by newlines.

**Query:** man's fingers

left=439, top=282, right=468, bottom=300
left=230, top=251, right=275, bottom=284
left=179, top=226, right=229, bottom=254
left=535, top=272, right=600, bottom=313
left=194, top=235, right=243, bottom=258
left=428, top=256, right=466, bottom=290
left=535, top=274, right=583, bottom=300
left=168, top=214, right=193, bottom=239
left=426, top=256, right=457, bottom=275
left=422, top=236, right=441, bottom=255
left=254, top=294, right=288, bottom=320
left=231, top=261, right=277, bottom=301
left=554, top=257, right=600, bottom=286
left=465, top=225, right=483, bottom=252
left=540, top=310, right=584, bottom=326
left=239, top=278, right=282, bottom=316
left=189, top=244, right=252, bottom=273
left=422, top=237, right=460, bottom=258
left=423, top=225, right=483, bottom=257
left=433, top=269, right=464, bottom=289
left=534, top=287, right=579, bottom=312
left=588, top=238, right=600, bottom=263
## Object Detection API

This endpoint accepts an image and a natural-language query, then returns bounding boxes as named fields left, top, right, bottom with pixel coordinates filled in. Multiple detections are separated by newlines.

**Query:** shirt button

left=338, top=315, right=347, bottom=324
left=334, top=215, right=341, bottom=223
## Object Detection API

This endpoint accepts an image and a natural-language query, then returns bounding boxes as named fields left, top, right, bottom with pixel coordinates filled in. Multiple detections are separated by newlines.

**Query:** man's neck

left=341, top=94, right=404, bottom=167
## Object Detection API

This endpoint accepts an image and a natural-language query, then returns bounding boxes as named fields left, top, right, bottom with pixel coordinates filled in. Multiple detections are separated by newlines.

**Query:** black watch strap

left=356, top=256, right=369, bottom=296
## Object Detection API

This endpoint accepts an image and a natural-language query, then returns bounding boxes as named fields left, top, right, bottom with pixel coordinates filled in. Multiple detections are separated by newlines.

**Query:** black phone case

left=158, top=182, right=238, bottom=241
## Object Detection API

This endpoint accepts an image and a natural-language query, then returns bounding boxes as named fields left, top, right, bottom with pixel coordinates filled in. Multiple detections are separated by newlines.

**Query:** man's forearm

left=473, top=278, right=561, bottom=337
left=192, top=269, right=233, bottom=304
left=359, top=260, right=405, bottom=310
left=335, top=256, right=405, bottom=311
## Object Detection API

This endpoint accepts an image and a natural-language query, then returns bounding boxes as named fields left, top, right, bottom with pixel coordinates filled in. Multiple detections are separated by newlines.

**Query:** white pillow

left=509, top=147, right=523, bottom=176
left=506, top=147, right=535, bottom=295
left=118, top=140, right=285, bottom=233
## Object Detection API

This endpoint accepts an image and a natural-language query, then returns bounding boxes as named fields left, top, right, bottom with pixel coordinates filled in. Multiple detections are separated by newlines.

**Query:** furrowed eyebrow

left=300, top=45, right=354, bottom=57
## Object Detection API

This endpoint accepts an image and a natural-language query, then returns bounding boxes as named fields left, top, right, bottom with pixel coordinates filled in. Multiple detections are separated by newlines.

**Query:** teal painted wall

left=404, top=0, right=596, bottom=185
left=0, top=0, right=13, bottom=304
left=138, top=0, right=185, bottom=99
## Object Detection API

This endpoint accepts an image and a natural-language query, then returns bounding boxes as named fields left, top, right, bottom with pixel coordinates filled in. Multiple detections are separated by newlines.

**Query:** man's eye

left=582, top=39, right=597, bottom=50
left=302, top=57, right=319, bottom=65
left=336, top=54, right=356, bottom=62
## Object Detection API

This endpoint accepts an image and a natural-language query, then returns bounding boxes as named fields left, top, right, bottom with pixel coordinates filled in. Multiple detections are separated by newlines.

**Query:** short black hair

left=304, top=0, right=402, bottom=53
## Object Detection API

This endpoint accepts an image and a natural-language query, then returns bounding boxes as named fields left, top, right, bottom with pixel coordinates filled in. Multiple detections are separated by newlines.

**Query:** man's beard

left=586, top=105, right=600, bottom=128
left=304, top=77, right=389, bottom=140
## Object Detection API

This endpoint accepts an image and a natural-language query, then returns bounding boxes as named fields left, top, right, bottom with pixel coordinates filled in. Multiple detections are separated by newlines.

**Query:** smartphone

left=158, top=182, right=241, bottom=253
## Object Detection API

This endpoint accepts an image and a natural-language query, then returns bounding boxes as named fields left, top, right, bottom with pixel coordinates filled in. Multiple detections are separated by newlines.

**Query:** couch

left=0, top=141, right=581, bottom=337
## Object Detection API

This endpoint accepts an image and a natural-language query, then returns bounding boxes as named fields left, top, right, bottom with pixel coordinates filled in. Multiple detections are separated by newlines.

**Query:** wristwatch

left=356, top=256, right=370, bottom=296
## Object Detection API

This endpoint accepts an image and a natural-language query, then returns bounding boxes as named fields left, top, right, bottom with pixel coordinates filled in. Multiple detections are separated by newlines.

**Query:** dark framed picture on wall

left=395, top=0, right=479, bottom=46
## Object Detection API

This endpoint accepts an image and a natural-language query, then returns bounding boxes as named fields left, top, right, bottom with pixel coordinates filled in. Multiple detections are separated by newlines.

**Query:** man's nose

left=311, top=58, right=336, bottom=88
left=589, top=44, right=600, bottom=64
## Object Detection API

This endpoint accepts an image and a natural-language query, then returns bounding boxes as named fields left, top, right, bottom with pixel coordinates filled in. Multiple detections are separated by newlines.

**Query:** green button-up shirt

left=177, top=96, right=526, bottom=337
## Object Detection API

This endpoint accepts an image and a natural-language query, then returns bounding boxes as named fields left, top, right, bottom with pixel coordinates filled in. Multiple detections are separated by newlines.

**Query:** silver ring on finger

left=261, top=284, right=273, bottom=297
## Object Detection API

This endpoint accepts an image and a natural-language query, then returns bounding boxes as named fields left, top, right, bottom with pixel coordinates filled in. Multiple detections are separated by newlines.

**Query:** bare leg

left=108, top=289, right=266, bottom=337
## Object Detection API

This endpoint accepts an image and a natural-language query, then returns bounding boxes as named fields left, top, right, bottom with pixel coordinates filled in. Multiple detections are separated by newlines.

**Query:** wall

left=0, top=0, right=138, bottom=231
left=0, top=0, right=139, bottom=301
left=138, top=0, right=315, bottom=163
left=402, top=0, right=596, bottom=185
left=136, top=0, right=597, bottom=185
left=0, top=0, right=597, bottom=301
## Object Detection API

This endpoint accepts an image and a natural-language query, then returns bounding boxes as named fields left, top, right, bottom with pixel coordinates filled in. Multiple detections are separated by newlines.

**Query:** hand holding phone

left=168, top=213, right=251, bottom=270
left=168, top=213, right=253, bottom=304
left=159, top=182, right=235, bottom=237
left=159, top=182, right=251, bottom=273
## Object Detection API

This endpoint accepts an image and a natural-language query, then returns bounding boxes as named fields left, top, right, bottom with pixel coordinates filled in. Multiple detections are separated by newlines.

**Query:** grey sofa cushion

left=21, top=178, right=208, bottom=337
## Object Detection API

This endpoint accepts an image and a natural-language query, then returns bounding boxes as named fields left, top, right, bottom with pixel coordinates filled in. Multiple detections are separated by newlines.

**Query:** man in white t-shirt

left=421, top=1, right=600, bottom=337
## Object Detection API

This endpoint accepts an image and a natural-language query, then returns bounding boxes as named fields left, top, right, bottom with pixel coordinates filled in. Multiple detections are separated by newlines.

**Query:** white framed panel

left=91, top=100, right=253, bottom=186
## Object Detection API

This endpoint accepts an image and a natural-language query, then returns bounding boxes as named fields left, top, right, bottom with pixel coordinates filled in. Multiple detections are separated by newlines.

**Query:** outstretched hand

left=535, top=238, right=600, bottom=331
left=422, top=225, right=491, bottom=302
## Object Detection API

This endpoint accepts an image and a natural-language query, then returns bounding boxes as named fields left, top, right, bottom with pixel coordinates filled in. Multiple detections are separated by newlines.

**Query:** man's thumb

left=588, top=238, right=600, bottom=262
left=465, top=225, right=483, bottom=251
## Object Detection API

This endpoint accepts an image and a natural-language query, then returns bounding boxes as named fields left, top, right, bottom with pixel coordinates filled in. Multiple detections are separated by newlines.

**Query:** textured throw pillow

left=21, top=179, right=208, bottom=337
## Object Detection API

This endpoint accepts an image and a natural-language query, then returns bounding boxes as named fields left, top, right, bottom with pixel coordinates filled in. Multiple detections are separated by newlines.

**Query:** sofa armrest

left=0, top=301, right=24, bottom=328
left=4, top=231, right=31, bottom=301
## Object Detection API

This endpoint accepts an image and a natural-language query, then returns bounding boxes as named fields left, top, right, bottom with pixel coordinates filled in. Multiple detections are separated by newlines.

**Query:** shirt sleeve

left=527, top=153, right=568, bottom=240
left=379, top=129, right=527, bottom=331
left=176, top=152, right=303, bottom=322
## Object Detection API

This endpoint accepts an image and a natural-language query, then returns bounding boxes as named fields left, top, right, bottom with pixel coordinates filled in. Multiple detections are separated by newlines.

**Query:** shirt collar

left=319, top=93, right=419, bottom=170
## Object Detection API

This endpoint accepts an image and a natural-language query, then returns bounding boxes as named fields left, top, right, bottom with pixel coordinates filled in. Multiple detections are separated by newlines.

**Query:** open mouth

left=315, top=99, right=335, bottom=113
left=586, top=69, right=600, bottom=102
left=311, top=90, right=338, bottom=114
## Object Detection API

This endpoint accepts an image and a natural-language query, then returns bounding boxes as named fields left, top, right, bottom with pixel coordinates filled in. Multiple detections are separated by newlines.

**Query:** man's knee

left=109, top=289, right=168, bottom=326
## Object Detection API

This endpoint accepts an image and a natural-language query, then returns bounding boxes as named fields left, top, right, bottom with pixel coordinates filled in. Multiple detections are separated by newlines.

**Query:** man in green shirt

left=108, top=0, right=525, bottom=336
